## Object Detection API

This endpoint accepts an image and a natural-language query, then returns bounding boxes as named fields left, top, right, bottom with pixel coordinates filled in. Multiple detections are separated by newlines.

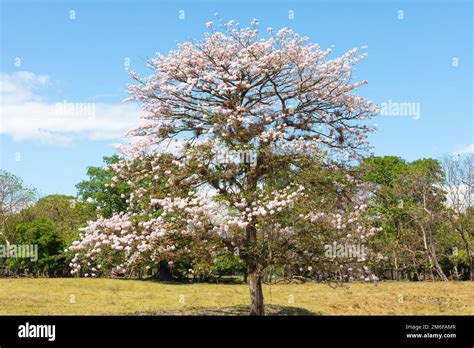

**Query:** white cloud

left=0, top=71, right=50, bottom=103
left=453, top=144, right=474, bottom=155
left=0, top=71, right=142, bottom=146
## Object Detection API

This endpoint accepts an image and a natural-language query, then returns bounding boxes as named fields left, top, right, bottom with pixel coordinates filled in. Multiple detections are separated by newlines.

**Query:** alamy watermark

left=324, top=243, right=366, bottom=262
left=380, top=99, right=421, bottom=120
left=215, top=149, right=257, bottom=167
left=55, top=100, right=96, bottom=119
left=18, top=322, right=55, bottom=341
left=0, top=244, right=38, bottom=262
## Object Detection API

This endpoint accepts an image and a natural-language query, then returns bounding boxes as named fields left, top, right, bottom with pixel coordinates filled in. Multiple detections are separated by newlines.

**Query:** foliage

left=5, top=219, right=66, bottom=276
left=0, top=170, right=37, bottom=239
left=1, top=195, right=96, bottom=276
left=76, top=155, right=130, bottom=218
left=13, top=195, right=95, bottom=244
left=361, top=156, right=473, bottom=281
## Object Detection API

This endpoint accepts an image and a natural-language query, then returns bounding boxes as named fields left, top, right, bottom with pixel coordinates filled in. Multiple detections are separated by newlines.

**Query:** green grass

left=0, top=278, right=473, bottom=315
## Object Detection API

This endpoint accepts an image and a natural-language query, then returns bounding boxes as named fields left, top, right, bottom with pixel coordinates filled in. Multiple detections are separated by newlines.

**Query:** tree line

left=1, top=154, right=472, bottom=281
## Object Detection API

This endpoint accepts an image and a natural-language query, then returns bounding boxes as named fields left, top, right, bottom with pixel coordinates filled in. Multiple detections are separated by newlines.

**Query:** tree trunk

left=248, top=267, right=264, bottom=316
left=246, top=223, right=264, bottom=316
left=419, top=223, right=448, bottom=281
left=471, top=256, right=474, bottom=281
left=431, top=253, right=448, bottom=281
left=156, top=260, right=173, bottom=281
left=393, top=253, right=399, bottom=281
left=428, top=235, right=448, bottom=281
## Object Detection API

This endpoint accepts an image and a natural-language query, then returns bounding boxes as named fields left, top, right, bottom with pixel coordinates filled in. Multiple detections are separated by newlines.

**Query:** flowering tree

left=70, top=19, right=380, bottom=315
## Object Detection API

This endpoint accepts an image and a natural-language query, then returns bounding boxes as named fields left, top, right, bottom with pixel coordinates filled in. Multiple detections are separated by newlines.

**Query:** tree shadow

left=266, top=305, right=319, bottom=316
left=132, top=304, right=319, bottom=316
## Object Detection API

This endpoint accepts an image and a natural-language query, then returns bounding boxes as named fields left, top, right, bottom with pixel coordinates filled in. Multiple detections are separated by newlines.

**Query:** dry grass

left=0, top=278, right=472, bottom=315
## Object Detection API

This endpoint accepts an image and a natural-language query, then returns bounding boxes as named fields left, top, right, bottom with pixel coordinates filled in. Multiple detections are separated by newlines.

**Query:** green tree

left=3, top=195, right=96, bottom=276
left=76, top=155, right=130, bottom=218
left=6, top=219, right=66, bottom=276
left=16, top=195, right=95, bottom=245
left=362, top=157, right=450, bottom=280
left=362, top=156, right=408, bottom=187
left=0, top=170, right=37, bottom=242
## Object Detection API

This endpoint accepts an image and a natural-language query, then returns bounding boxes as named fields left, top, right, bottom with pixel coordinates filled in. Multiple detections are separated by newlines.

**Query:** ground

left=0, top=279, right=472, bottom=315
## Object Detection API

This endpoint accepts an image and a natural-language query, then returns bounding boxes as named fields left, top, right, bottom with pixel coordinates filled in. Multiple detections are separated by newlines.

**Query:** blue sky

left=0, top=0, right=472, bottom=196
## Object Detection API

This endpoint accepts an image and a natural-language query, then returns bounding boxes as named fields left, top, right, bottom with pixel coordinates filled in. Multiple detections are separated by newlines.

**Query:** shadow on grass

left=131, top=304, right=319, bottom=316
left=130, top=276, right=245, bottom=285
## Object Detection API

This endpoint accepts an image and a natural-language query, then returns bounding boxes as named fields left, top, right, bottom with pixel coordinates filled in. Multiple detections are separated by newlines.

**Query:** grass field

left=0, top=279, right=473, bottom=315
